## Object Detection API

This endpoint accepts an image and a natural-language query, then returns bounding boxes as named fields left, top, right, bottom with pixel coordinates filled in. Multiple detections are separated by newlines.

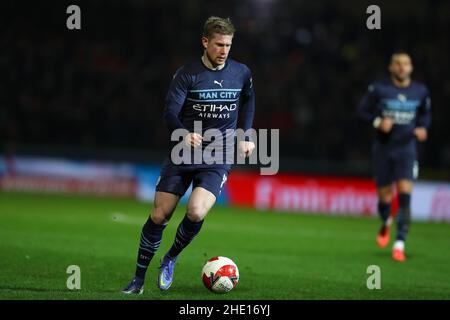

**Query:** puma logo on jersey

left=214, top=80, right=224, bottom=88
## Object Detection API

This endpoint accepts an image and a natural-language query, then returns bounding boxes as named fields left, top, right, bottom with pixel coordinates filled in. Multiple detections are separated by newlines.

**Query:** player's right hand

left=185, top=133, right=203, bottom=148
left=378, top=117, right=394, bottom=133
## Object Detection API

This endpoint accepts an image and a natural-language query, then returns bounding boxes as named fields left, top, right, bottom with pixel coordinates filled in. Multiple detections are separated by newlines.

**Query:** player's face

left=202, top=33, right=233, bottom=67
left=389, top=54, right=413, bottom=81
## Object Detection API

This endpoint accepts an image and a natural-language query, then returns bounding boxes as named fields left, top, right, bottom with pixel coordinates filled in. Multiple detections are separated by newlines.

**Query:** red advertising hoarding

left=227, top=171, right=379, bottom=216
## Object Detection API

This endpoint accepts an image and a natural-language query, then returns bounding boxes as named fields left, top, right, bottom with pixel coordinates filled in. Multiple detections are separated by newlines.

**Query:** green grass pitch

left=0, top=191, right=449, bottom=300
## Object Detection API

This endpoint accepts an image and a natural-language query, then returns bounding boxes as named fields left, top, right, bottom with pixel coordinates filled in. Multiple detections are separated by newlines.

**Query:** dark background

left=1, top=0, right=449, bottom=179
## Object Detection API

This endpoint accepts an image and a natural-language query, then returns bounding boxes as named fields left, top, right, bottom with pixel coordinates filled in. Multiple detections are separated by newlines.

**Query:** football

left=201, top=256, right=239, bottom=293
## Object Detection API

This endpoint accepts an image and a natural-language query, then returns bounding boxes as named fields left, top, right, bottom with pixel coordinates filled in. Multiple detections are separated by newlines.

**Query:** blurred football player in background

left=357, top=51, right=431, bottom=262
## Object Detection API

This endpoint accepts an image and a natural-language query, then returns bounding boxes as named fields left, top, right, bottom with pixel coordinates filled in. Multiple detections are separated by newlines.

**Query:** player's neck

left=391, top=76, right=411, bottom=88
left=201, top=53, right=225, bottom=71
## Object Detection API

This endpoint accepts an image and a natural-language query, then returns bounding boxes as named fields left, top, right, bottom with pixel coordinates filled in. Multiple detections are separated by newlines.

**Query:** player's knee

left=186, top=204, right=207, bottom=222
left=397, top=181, right=413, bottom=194
left=377, top=187, right=392, bottom=203
left=379, top=195, right=392, bottom=204
left=151, top=207, right=171, bottom=225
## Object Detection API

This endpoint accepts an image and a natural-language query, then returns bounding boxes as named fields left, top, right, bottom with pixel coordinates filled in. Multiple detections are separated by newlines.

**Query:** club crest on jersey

left=214, top=80, right=224, bottom=88
left=397, top=94, right=407, bottom=102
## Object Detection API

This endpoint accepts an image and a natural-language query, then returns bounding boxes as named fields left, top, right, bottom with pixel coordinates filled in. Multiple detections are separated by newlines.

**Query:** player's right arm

left=357, top=83, right=393, bottom=133
left=163, top=68, right=202, bottom=148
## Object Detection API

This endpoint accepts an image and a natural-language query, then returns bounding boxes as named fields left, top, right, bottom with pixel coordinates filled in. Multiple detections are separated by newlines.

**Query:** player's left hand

left=238, top=141, right=255, bottom=158
left=414, top=127, right=428, bottom=142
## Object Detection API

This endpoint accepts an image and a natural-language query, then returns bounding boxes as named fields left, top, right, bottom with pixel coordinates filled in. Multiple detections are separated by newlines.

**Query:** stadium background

left=0, top=0, right=449, bottom=300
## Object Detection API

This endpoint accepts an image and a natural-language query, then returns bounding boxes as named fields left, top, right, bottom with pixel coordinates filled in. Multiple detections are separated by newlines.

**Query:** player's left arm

left=414, top=87, right=432, bottom=142
left=237, top=66, right=256, bottom=157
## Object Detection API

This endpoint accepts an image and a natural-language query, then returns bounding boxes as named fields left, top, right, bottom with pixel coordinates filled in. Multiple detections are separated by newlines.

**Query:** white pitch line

left=110, top=212, right=144, bottom=225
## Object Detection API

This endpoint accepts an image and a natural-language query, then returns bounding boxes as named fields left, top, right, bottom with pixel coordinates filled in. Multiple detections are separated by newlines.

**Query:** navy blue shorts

left=155, top=161, right=229, bottom=199
left=372, top=144, right=418, bottom=187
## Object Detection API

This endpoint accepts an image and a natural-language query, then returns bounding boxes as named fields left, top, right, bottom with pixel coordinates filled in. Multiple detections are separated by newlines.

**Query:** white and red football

left=201, top=256, right=239, bottom=293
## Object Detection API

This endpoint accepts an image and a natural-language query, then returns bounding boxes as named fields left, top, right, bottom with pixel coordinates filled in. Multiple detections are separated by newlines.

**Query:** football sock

left=167, top=214, right=204, bottom=258
left=135, top=217, right=167, bottom=279
left=378, top=201, right=391, bottom=225
left=396, top=193, right=411, bottom=241
left=393, top=240, right=405, bottom=251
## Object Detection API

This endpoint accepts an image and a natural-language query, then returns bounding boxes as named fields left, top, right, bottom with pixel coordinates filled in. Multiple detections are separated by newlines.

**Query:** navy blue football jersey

left=163, top=58, right=255, bottom=166
left=357, top=79, right=431, bottom=146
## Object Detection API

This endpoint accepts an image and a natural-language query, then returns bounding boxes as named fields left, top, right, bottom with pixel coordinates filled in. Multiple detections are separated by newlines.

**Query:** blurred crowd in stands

left=1, top=0, right=449, bottom=174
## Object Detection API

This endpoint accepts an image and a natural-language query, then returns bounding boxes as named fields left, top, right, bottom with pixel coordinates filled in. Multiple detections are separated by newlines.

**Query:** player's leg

left=123, top=164, right=193, bottom=294
left=158, top=187, right=216, bottom=290
left=392, top=179, right=413, bottom=262
left=167, top=186, right=216, bottom=256
left=376, top=184, right=393, bottom=248
left=373, top=146, right=394, bottom=248
left=158, top=168, right=227, bottom=290
left=134, top=191, right=180, bottom=278
left=122, top=191, right=180, bottom=294
left=391, top=150, right=417, bottom=262
left=377, top=185, right=393, bottom=223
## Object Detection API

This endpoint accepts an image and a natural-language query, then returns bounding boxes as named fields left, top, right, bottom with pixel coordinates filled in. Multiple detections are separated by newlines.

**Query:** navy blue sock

left=396, top=193, right=411, bottom=241
left=378, top=201, right=391, bottom=225
left=167, top=215, right=204, bottom=258
left=135, top=217, right=166, bottom=279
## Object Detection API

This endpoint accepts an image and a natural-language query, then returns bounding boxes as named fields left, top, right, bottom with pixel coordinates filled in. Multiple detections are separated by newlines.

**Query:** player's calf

left=157, top=215, right=205, bottom=290
left=376, top=201, right=392, bottom=248
left=396, top=193, right=411, bottom=242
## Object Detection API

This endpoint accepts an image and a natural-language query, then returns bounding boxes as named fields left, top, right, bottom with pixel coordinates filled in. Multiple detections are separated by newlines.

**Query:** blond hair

left=203, top=16, right=235, bottom=39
